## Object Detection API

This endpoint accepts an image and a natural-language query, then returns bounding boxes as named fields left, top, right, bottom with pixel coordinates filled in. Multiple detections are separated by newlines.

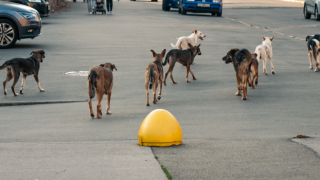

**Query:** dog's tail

left=162, top=51, right=171, bottom=66
left=170, top=43, right=177, bottom=49
left=88, top=71, right=98, bottom=99
left=0, top=61, right=11, bottom=71
left=170, top=38, right=182, bottom=49
left=148, top=67, right=154, bottom=89
left=255, top=48, right=261, bottom=62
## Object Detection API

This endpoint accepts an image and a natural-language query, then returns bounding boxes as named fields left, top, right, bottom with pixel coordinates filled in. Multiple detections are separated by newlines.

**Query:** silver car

left=0, top=1, right=42, bottom=49
left=304, top=0, right=320, bottom=20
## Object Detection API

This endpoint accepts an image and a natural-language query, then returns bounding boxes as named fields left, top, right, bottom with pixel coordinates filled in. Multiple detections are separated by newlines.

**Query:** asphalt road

left=1, top=1, right=320, bottom=179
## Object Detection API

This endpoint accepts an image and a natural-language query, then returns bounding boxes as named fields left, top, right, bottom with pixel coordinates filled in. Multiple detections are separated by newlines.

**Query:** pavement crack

left=55, top=169, right=66, bottom=175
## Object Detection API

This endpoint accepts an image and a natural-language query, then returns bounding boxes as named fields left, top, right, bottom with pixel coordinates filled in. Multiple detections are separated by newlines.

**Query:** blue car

left=163, top=0, right=222, bottom=16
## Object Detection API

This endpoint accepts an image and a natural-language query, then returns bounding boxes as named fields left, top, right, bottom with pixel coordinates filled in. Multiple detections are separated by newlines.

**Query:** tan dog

left=0, top=49, right=45, bottom=96
left=248, top=53, right=259, bottom=89
left=145, top=49, right=166, bottom=106
left=87, top=63, right=117, bottom=118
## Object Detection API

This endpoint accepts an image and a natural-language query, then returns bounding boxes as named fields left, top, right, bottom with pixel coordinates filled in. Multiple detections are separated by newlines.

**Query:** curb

left=0, top=100, right=87, bottom=107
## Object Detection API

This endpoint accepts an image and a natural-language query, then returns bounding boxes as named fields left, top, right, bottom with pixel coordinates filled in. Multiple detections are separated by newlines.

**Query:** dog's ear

left=230, top=48, right=239, bottom=52
left=150, top=50, right=156, bottom=57
left=100, top=64, right=106, bottom=67
left=112, top=64, right=117, bottom=71
left=161, top=49, right=166, bottom=58
left=252, top=53, right=258, bottom=58
left=188, top=43, right=193, bottom=48
left=192, top=30, right=198, bottom=34
left=198, top=44, right=201, bottom=47
left=269, top=36, right=274, bottom=41
left=262, top=36, right=266, bottom=41
left=306, top=35, right=311, bottom=42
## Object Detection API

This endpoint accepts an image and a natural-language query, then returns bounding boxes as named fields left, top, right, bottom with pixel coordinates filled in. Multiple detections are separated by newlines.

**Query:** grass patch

left=154, top=156, right=158, bottom=160
left=292, top=36, right=296, bottom=38
left=161, top=165, right=172, bottom=180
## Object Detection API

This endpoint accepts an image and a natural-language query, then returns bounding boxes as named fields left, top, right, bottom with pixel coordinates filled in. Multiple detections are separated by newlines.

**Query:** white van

left=304, top=0, right=320, bottom=20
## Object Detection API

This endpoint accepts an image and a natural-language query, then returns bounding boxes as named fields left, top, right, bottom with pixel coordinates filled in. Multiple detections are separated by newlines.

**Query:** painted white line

left=64, top=71, right=89, bottom=76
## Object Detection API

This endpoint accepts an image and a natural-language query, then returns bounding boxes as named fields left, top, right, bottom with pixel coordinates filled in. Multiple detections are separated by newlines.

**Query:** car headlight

left=187, top=0, right=194, bottom=1
left=28, top=0, right=42, bottom=2
left=19, top=12, right=38, bottom=20
left=212, top=0, right=220, bottom=2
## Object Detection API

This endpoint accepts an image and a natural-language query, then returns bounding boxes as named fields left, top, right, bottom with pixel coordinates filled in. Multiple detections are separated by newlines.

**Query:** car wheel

left=211, top=13, right=216, bottom=16
left=217, top=10, right=222, bottom=17
left=162, top=0, right=170, bottom=11
left=304, top=5, right=311, bottom=19
left=315, top=6, right=320, bottom=21
left=181, top=6, right=187, bottom=15
left=178, top=6, right=181, bottom=13
left=151, top=0, right=158, bottom=2
left=0, top=19, right=18, bottom=49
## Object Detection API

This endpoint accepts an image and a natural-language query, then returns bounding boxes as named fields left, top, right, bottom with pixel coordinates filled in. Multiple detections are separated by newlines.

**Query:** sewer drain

left=63, top=71, right=88, bottom=76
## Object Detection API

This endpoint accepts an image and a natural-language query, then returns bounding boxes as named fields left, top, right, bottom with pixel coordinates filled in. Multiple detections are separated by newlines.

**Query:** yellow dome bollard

left=138, top=109, right=183, bottom=147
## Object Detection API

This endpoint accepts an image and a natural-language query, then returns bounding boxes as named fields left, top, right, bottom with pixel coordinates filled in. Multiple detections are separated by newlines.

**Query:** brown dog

left=0, top=49, right=45, bottom=96
left=87, top=63, right=117, bottom=118
left=145, top=49, right=166, bottom=106
left=248, top=53, right=259, bottom=89
left=162, top=43, right=201, bottom=85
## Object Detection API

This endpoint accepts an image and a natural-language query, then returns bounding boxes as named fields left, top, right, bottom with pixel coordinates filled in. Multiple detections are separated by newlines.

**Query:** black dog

left=162, top=43, right=201, bottom=85
left=222, top=48, right=252, bottom=100
left=0, top=50, right=45, bottom=96
left=306, top=34, right=320, bottom=71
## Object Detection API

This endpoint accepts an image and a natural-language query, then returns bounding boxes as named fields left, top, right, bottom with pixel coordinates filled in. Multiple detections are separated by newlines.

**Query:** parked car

left=2, top=0, right=50, bottom=17
left=304, top=0, right=320, bottom=21
left=163, top=0, right=223, bottom=16
left=0, top=1, right=42, bottom=48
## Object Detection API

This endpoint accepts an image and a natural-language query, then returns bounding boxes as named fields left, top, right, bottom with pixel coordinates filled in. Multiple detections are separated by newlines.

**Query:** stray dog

left=248, top=53, right=259, bottom=89
left=163, top=43, right=201, bottom=85
left=255, top=36, right=275, bottom=75
left=222, top=48, right=252, bottom=100
left=145, top=49, right=166, bottom=106
left=0, top=50, right=45, bottom=96
left=87, top=63, right=117, bottom=118
left=306, top=34, right=320, bottom=71
left=170, top=30, right=205, bottom=50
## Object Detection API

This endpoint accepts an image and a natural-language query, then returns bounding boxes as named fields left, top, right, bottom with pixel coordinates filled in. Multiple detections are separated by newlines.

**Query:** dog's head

left=151, top=49, right=166, bottom=62
left=30, top=49, right=45, bottom=62
left=306, top=35, right=311, bottom=42
left=100, top=63, right=117, bottom=71
left=262, top=36, right=274, bottom=46
left=188, top=43, right=202, bottom=56
left=192, top=30, right=206, bottom=41
left=222, top=48, right=239, bottom=64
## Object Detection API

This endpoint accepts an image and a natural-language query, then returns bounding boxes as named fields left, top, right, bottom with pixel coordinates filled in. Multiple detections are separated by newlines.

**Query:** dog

left=87, top=63, right=117, bottom=118
left=145, top=49, right=166, bottom=106
left=248, top=53, right=259, bottom=89
left=306, top=34, right=320, bottom=71
left=170, top=30, right=205, bottom=50
left=0, top=50, right=45, bottom=96
left=222, top=48, right=252, bottom=100
left=254, top=36, right=275, bottom=75
left=163, top=43, right=201, bottom=85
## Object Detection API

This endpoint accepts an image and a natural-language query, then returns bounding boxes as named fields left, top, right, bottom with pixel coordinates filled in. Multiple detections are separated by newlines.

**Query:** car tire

left=217, top=10, right=222, bottom=17
left=162, top=0, right=170, bottom=11
left=178, top=7, right=181, bottom=14
left=0, top=19, right=18, bottom=49
left=315, top=6, right=320, bottom=21
left=304, top=5, right=311, bottom=19
left=181, top=6, right=187, bottom=15
left=152, top=0, right=158, bottom=2
left=211, top=13, right=216, bottom=16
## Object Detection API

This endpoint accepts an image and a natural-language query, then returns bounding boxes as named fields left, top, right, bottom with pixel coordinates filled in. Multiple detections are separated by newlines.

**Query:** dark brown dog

left=145, top=49, right=166, bottom=106
left=222, top=48, right=252, bottom=100
left=0, top=49, right=45, bottom=96
left=248, top=53, right=259, bottom=89
left=87, top=63, right=117, bottom=118
left=162, top=43, right=201, bottom=85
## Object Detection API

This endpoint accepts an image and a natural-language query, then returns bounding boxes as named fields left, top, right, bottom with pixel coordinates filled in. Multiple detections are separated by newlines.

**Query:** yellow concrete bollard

left=138, top=109, right=183, bottom=147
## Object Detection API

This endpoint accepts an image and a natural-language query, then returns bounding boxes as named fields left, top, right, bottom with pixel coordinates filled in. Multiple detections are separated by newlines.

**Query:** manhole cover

left=63, top=71, right=88, bottom=76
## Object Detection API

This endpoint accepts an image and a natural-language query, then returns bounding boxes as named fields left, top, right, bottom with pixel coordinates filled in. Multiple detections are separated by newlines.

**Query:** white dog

left=170, top=30, right=206, bottom=50
left=255, top=36, right=275, bottom=75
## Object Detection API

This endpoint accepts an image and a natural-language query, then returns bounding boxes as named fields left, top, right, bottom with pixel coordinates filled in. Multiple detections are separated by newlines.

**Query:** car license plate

left=197, top=3, right=210, bottom=7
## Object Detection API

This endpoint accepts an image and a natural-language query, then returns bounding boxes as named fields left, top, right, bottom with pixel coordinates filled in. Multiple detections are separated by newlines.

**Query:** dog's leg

left=88, top=98, right=94, bottom=118
left=269, top=56, right=275, bottom=74
left=145, top=82, right=150, bottom=106
left=96, top=91, right=103, bottom=118
left=248, top=72, right=252, bottom=88
left=262, top=57, right=268, bottom=75
left=189, top=67, right=196, bottom=80
left=313, top=53, right=319, bottom=72
left=11, top=71, right=20, bottom=96
left=186, top=64, right=191, bottom=83
left=158, top=75, right=163, bottom=100
left=170, top=70, right=177, bottom=84
left=308, top=50, right=313, bottom=69
left=235, top=74, right=241, bottom=96
left=33, top=75, right=45, bottom=92
left=20, top=74, right=26, bottom=94
left=3, top=69, right=13, bottom=96
left=242, top=72, right=249, bottom=100
left=153, top=78, right=158, bottom=104
left=106, top=83, right=112, bottom=114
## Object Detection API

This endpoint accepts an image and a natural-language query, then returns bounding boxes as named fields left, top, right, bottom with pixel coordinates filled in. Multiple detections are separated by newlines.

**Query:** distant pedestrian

left=107, top=0, right=113, bottom=14
left=87, top=0, right=96, bottom=14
